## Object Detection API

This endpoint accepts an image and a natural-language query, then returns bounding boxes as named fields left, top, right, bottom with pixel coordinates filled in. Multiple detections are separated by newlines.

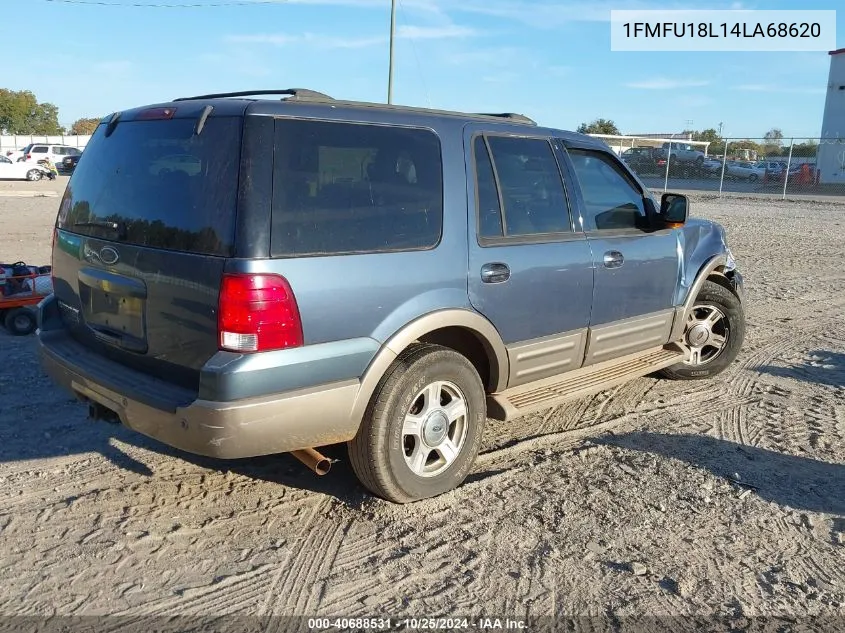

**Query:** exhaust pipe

left=290, top=448, right=331, bottom=476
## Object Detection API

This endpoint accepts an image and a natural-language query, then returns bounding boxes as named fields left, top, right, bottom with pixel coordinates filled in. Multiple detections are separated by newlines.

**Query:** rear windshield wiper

left=73, top=220, right=127, bottom=239
left=74, top=220, right=121, bottom=230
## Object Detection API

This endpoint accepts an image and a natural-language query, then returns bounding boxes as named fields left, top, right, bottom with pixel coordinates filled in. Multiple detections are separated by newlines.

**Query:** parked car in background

left=653, top=141, right=706, bottom=166
left=61, top=152, right=82, bottom=174
left=776, top=162, right=812, bottom=184
left=38, top=89, right=746, bottom=503
left=759, top=161, right=785, bottom=181
left=0, top=155, right=52, bottom=181
left=701, top=158, right=723, bottom=177
left=9, top=144, right=82, bottom=167
left=620, top=146, right=658, bottom=174
left=726, top=161, right=767, bottom=182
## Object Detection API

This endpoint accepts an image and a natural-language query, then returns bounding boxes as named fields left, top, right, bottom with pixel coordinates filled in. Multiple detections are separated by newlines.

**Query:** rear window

left=270, top=118, right=443, bottom=257
left=56, top=116, right=241, bottom=256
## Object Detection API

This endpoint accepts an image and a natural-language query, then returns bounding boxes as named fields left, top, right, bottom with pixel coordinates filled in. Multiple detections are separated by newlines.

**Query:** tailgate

left=51, top=106, right=243, bottom=392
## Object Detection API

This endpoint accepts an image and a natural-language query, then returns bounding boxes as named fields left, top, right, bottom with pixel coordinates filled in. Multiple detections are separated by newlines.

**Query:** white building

left=817, top=48, right=845, bottom=185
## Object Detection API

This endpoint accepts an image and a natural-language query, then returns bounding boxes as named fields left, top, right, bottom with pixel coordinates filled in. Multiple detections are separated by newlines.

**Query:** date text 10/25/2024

left=307, top=618, right=528, bottom=630
left=610, top=10, right=836, bottom=52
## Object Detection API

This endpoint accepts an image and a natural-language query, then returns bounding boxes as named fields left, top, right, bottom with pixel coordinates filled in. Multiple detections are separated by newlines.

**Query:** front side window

left=567, top=148, right=648, bottom=231
left=270, top=119, right=443, bottom=257
left=32, top=146, right=48, bottom=154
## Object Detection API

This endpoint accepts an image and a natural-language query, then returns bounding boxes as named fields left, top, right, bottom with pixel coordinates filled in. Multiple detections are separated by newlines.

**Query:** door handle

left=603, top=251, right=624, bottom=269
left=481, top=262, right=510, bottom=284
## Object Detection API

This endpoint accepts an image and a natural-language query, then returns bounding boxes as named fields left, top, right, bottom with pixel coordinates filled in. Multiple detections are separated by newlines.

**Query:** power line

left=37, top=0, right=285, bottom=7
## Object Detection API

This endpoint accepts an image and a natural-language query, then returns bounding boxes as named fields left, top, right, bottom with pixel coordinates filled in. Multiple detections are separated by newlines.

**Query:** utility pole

left=387, top=0, right=396, bottom=104
left=718, top=121, right=724, bottom=136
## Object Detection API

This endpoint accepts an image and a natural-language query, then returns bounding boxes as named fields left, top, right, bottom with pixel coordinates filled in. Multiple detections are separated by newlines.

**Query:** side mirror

left=660, top=193, right=689, bottom=226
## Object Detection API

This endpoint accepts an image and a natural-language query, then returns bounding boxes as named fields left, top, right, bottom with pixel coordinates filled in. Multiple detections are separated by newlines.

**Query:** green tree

left=577, top=118, right=621, bottom=135
left=69, top=117, right=101, bottom=135
left=683, top=128, right=725, bottom=155
left=764, top=128, right=784, bottom=145
left=762, top=127, right=785, bottom=156
left=792, top=141, right=819, bottom=158
left=0, top=89, right=62, bottom=135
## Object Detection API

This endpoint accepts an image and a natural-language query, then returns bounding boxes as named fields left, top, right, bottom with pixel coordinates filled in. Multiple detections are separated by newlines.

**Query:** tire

left=4, top=307, right=37, bottom=336
left=348, top=343, right=487, bottom=503
left=26, top=169, right=42, bottom=182
left=660, top=280, right=745, bottom=381
left=748, top=173, right=759, bottom=182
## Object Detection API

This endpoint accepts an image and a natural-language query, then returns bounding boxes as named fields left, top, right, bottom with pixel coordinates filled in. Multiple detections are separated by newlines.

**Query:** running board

left=487, top=345, right=685, bottom=421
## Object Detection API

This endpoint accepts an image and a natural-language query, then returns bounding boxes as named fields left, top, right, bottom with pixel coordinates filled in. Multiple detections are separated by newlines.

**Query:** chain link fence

left=595, top=135, right=845, bottom=201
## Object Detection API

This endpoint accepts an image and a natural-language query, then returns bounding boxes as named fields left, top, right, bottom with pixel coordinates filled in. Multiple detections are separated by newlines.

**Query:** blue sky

left=4, top=0, right=842, bottom=139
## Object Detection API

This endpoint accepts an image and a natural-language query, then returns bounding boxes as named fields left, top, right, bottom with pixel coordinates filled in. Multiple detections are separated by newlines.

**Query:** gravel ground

left=1, top=177, right=844, bottom=628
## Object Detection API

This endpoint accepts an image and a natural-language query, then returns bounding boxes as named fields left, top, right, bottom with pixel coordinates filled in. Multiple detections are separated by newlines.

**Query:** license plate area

left=78, top=267, right=148, bottom=352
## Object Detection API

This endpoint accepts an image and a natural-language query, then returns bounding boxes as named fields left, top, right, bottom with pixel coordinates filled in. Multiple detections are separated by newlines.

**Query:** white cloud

left=736, top=84, right=826, bottom=95
left=626, top=78, right=710, bottom=89
left=225, top=23, right=476, bottom=49
left=448, top=0, right=746, bottom=27
left=242, top=0, right=755, bottom=28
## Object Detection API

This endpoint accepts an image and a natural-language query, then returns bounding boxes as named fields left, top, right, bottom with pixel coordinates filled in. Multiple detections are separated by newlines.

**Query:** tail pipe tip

left=290, top=448, right=332, bottom=476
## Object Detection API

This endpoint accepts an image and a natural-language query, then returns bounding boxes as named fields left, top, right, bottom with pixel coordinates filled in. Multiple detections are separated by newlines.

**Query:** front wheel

left=660, top=280, right=745, bottom=380
left=348, top=343, right=486, bottom=503
left=26, top=169, right=42, bottom=182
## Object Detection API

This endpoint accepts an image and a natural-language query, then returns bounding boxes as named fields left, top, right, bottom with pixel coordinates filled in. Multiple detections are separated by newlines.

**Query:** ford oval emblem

left=99, top=246, right=120, bottom=265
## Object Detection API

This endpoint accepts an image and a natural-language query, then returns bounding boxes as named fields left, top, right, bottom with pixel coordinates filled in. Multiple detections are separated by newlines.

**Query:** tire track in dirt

left=705, top=308, right=845, bottom=450
left=477, top=387, right=757, bottom=471
left=100, top=498, right=335, bottom=619
left=262, top=508, right=349, bottom=619
left=726, top=323, right=845, bottom=455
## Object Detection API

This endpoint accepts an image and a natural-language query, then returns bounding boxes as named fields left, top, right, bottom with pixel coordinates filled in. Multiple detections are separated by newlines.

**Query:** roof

left=830, top=48, right=845, bottom=56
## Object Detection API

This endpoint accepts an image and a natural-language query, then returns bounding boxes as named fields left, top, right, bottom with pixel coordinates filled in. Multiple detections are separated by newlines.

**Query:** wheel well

left=707, top=271, right=738, bottom=298
left=417, top=326, right=494, bottom=391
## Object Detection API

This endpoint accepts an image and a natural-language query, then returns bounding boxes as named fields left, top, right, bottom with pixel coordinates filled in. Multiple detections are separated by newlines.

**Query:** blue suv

left=37, top=89, right=745, bottom=503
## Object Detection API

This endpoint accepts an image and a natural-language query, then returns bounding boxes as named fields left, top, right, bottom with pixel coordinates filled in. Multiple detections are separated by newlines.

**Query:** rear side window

left=56, top=116, right=241, bottom=256
left=32, top=146, right=48, bottom=154
left=474, top=134, right=571, bottom=238
left=270, top=119, right=443, bottom=257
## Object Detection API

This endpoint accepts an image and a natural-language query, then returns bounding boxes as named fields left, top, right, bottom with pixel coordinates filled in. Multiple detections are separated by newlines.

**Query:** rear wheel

left=348, top=343, right=486, bottom=503
left=4, top=307, right=37, bottom=336
left=660, top=280, right=745, bottom=380
left=26, top=169, right=42, bottom=182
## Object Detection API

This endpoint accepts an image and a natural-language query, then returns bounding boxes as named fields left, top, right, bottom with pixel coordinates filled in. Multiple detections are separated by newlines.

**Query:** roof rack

left=173, top=89, right=334, bottom=102
left=475, top=112, right=537, bottom=125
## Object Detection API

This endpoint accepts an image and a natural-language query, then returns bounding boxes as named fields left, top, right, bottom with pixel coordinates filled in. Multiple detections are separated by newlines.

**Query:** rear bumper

left=38, top=325, right=361, bottom=460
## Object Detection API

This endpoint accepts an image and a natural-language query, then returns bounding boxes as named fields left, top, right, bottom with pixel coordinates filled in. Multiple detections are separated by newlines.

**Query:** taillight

left=218, top=273, right=303, bottom=353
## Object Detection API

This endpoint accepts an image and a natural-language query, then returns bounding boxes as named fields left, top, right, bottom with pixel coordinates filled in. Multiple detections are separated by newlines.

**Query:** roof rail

left=475, top=112, right=537, bottom=125
left=173, top=89, right=334, bottom=102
